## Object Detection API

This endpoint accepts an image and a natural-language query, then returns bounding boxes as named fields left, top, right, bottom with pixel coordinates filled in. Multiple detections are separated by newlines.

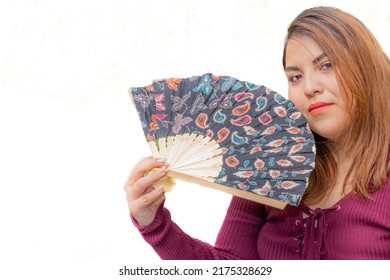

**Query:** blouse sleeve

left=215, top=196, right=267, bottom=259
left=132, top=196, right=267, bottom=260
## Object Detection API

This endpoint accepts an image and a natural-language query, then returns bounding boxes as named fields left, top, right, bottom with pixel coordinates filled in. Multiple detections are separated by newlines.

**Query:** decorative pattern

left=129, top=73, right=316, bottom=206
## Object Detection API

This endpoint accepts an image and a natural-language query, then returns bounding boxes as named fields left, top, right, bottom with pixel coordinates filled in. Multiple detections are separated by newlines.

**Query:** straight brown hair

left=282, top=6, right=390, bottom=205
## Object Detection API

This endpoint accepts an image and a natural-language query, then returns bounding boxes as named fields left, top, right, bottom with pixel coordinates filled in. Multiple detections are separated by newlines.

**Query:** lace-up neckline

left=295, top=204, right=341, bottom=259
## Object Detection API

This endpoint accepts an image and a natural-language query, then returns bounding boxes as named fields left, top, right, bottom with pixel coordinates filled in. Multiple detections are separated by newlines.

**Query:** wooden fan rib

left=172, top=148, right=222, bottom=169
left=166, top=135, right=181, bottom=164
left=158, top=138, right=168, bottom=159
left=174, top=168, right=220, bottom=178
left=168, top=134, right=195, bottom=165
left=169, top=134, right=213, bottom=167
left=172, top=155, right=223, bottom=170
left=168, top=134, right=200, bottom=164
left=179, top=138, right=222, bottom=163
left=165, top=136, right=174, bottom=160
left=148, top=141, right=160, bottom=158
left=167, top=170, right=287, bottom=210
left=173, top=165, right=221, bottom=176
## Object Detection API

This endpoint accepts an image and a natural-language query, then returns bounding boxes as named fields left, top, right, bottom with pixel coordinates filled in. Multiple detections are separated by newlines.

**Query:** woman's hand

left=124, top=157, right=168, bottom=227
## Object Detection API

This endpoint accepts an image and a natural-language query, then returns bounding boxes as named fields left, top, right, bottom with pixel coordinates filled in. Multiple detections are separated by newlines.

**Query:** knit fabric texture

left=132, top=177, right=390, bottom=260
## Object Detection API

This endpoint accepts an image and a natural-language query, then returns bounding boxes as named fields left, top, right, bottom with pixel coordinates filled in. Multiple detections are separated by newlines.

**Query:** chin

left=310, top=126, right=341, bottom=142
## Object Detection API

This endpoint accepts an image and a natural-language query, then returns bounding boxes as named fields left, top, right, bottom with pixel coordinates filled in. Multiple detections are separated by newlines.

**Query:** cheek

left=288, top=89, right=305, bottom=113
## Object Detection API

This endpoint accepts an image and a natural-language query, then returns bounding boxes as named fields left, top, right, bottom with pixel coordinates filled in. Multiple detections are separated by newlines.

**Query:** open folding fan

left=129, top=73, right=316, bottom=209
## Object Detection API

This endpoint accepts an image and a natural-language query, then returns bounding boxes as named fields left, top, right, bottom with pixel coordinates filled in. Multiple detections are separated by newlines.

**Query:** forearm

left=132, top=204, right=239, bottom=260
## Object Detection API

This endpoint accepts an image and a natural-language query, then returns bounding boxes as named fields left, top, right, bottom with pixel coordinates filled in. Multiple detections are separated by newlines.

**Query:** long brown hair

left=282, top=6, right=390, bottom=205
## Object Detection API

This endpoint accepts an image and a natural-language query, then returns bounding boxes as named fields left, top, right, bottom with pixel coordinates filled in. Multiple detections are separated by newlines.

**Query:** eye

left=288, top=74, right=303, bottom=83
left=320, top=62, right=333, bottom=70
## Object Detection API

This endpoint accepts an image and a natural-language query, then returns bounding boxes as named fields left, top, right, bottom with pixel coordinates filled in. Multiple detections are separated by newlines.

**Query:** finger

left=125, top=157, right=167, bottom=187
left=128, top=166, right=168, bottom=197
left=125, top=186, right=154, bottom=210
left=144, top=186, right=155, bottom=194
left=153, top=190, right=166, bottom=207
left=131, top=185, right=165, bottom=212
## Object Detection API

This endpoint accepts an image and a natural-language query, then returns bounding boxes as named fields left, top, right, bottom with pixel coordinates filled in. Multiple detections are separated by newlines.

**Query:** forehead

left=285, top=36, right=325, bottom=63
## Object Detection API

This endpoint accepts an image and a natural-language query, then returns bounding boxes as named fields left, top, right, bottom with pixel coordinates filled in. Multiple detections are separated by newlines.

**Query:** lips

left=308, top=102, right=333, bottom=114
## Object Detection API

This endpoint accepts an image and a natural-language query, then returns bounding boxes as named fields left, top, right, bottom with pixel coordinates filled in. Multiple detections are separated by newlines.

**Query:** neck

left=327, top=139, right=353, bottom=166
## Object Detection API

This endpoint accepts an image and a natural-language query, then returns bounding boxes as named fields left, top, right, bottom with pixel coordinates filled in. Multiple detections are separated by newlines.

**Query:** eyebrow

left=284, top=52, right=327, bottom=72
left=312, top=53, right=327, bottom=64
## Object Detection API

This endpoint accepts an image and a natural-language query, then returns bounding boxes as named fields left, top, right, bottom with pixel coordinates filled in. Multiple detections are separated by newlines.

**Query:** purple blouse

left=132, top=176, right=390, bottom=259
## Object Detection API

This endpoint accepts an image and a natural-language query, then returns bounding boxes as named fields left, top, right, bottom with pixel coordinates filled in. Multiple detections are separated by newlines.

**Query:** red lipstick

left=308, top=102, right=333, bottom=115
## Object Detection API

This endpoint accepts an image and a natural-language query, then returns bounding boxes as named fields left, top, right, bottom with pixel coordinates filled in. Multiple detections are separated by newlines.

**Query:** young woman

left=124, top=6, right=390, bottom=259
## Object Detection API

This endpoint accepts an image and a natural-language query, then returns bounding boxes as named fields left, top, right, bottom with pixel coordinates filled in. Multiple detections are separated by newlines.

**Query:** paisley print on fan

left=130, top=73, right=316, bottom=206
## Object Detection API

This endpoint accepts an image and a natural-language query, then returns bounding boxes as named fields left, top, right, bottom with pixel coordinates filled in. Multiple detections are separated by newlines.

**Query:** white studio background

left=0, top=0, right=389, bottom=278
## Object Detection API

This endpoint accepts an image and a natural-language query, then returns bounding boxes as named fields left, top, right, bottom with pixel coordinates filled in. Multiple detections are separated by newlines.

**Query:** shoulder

left=265, top=204, right=301, bottom=220
left=374, top=172, right=390, bottom=199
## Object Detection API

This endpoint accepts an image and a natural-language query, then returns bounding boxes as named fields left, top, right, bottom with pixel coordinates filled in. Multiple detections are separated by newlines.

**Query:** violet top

left=132, top=176, right=390, bottom=260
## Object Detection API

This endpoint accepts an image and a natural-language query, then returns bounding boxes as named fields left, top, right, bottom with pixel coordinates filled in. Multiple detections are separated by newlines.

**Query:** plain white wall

left=0, top=0, right=389, bottom=277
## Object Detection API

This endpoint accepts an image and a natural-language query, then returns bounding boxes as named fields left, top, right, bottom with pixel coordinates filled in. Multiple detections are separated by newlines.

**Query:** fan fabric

left=129, top=73, right=316, bottom=206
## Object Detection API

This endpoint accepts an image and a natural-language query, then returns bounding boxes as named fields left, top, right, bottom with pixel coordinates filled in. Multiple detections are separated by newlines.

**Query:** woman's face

left=284, top=36, right=351, bottom=141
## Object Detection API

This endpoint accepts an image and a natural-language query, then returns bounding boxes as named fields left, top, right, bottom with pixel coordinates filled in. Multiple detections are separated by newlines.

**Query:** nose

left=303, top=72, right=324, bottom=97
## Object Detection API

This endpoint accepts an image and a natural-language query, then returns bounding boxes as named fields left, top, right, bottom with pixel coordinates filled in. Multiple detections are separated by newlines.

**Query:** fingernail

left=157, top=158, right=167, bottom=163
left=157, top=166, right=166, bottom=174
